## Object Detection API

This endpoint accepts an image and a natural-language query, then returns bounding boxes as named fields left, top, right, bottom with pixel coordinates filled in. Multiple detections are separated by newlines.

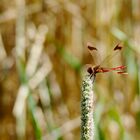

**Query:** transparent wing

left=99, top=43, right=124, bottom=67
left=87, top=42, right=101, bottom=66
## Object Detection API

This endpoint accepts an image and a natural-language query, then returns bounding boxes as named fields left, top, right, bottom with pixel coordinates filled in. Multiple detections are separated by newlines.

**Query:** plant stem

left=81, top=74, right=95, bottom=140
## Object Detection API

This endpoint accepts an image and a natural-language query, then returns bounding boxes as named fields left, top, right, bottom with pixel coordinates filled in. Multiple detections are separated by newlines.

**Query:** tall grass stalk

left=81, top=74, right=95, bottom=140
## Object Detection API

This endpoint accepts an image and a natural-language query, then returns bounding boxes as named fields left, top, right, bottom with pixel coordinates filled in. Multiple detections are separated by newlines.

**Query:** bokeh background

left=0, top=0, right=140, bottom=140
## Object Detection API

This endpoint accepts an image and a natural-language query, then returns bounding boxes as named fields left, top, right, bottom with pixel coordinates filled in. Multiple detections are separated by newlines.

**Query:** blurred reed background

left=0, top=0, right=140, bottom=140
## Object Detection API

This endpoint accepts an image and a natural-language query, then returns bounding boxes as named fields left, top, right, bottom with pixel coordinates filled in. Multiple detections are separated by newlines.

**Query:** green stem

left=81, top=74, right=95, bottom=140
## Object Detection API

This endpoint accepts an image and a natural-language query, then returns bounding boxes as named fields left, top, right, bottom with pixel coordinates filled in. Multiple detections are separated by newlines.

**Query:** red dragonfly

left=86, top=43, right=127, bottom=78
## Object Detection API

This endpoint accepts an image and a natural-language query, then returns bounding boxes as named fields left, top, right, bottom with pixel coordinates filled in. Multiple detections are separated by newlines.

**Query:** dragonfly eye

left=87, top=67, right=93, bottom=75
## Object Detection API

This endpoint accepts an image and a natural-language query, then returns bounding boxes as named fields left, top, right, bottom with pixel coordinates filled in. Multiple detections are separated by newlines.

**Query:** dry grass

left=0, top=0, right=140, bottom=140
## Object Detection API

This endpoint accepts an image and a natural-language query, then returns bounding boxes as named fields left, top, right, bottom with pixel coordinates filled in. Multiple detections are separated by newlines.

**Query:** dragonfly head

left=87, top=65, right=100, bottom=76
